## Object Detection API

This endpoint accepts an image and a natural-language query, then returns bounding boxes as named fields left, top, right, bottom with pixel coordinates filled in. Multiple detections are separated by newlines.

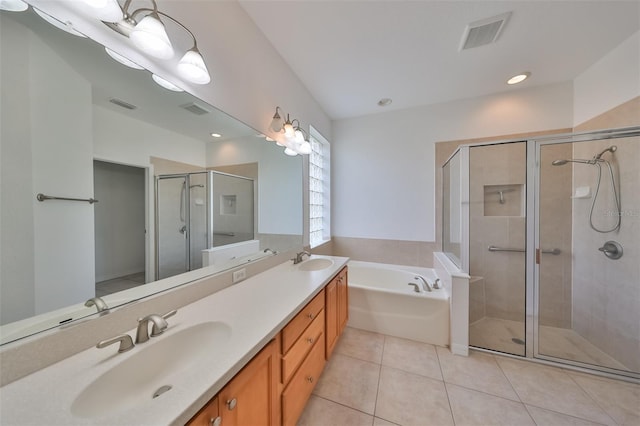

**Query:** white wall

left=573, top=31, right=640, bottom=126
left=332, top=82, right=574, bottom=242
left=93, top=106, right=207, bottom=169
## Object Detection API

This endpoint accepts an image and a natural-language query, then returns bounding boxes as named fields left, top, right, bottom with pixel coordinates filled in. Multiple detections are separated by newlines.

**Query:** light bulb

left=270, top=109, right=283, bottom=132
left=294, top=129, right=305, bottom=144
left=105, top=48, right=143, bottom=69
left=151, top=74, right=183, bottom=92
left=284, top=147, right=299, bottom=156
left=130, top=13, right=174, bottom=59
left=298, top=141, right=312, bottom=155
left=283, top=122, right=294, bottom=137
left=178, top=48, right=211, bottom=84
left=0, top=0, right=28, bottom=11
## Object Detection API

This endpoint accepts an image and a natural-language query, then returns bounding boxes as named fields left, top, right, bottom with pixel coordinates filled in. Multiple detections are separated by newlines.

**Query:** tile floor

left=95, top=272, right=145, bottom=297
left=298, top=327, right=640, bottom=426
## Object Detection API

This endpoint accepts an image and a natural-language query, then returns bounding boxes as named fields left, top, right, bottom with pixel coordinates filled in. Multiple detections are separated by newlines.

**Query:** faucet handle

left=97, top=334, right=134, bottom=353
left=162, top=309, right=177, bottom=320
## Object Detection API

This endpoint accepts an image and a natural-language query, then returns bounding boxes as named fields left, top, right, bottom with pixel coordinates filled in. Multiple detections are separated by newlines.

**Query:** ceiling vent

left=109, top=98, right=137, bottom=110
left=181, top=102, right=210, bottom=116
left=459, top=12, right=511, bottom=51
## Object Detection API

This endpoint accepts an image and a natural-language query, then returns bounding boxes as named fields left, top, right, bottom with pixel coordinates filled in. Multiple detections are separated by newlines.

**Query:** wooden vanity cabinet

left=187, top=339, right=279, bottom=426
left=187, top=266, right=348, bottom=426
left=325, top=266, right=348, bottom=358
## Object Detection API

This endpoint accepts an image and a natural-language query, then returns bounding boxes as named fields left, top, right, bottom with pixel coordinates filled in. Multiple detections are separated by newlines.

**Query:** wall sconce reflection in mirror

left=2, top=0, right=211, bottom=90
left=268, top=107, right=312, bottom=156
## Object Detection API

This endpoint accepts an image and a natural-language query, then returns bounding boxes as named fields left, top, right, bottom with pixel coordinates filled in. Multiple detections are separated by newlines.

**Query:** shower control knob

left=598, top=241, right=623, bottom=260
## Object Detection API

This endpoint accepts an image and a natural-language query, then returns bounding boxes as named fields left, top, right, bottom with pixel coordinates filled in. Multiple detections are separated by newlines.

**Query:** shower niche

left=483, top=184, right=524, bottom=216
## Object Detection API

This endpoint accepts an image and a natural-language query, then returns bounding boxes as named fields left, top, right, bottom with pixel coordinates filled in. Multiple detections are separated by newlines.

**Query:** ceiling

left=238, top=1, right=640, bottom=120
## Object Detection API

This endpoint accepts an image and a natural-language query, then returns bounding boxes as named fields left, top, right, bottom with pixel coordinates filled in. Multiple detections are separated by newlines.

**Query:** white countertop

left=0, top=255, right=349, bottom=425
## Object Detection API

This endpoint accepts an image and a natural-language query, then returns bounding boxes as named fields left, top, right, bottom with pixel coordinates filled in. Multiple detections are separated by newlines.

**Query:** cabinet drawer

left=281, top=335, right=326, bottom=426
left=281, top=290, right=325, bottom=354
left=281, top=309, right=324, bottom=384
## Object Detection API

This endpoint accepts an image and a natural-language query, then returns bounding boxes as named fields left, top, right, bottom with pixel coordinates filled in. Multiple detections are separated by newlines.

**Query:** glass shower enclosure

left=155, top=171, right=255, bottom=280
left=442, top=126, right=640, bottom=380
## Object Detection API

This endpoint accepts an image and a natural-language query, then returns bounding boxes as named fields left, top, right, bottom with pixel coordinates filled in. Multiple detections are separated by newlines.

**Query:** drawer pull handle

left=210, top=416, right=222, bottom=426
left=307, top=337, right=314, bottom=344
left=226, top=398, right=237, bottom=411
left=307, top=313, right=314, bottom=319
left=306, top=376, right=314, bottom=383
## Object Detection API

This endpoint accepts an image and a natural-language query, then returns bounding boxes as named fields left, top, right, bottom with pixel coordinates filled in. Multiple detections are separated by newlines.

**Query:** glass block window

left=309, top=127, right=330, bottom=248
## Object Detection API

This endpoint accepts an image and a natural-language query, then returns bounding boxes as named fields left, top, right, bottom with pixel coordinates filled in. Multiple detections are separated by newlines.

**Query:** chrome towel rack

left=36, top=193, right=98, bottom=204
left=488, top=245, right=561, bottom=255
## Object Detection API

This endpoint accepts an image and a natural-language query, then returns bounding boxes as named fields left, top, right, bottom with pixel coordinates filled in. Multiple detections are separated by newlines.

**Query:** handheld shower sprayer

left=550, top=145, right=620, bottom=233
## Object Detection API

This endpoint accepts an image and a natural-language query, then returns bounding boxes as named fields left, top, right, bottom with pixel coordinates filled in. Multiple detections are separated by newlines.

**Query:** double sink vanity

left=0, top=255, right=349, bottom=425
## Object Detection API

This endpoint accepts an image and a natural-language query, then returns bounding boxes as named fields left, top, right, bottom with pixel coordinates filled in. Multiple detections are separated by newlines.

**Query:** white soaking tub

left=347, top=260, right=450, bottom=346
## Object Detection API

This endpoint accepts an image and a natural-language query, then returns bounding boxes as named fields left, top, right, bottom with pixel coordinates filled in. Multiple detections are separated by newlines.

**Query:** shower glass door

left=156, top=175, right=189, bottom=280
left=468, top=141, right=527, bottom=356
left=536, top=130, right=640, bottom=378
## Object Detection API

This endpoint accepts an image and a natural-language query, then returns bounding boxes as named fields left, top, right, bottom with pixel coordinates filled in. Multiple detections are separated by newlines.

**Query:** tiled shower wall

left=468, top=142, right=527, bottom=323
left=571, top=97, right=640, bottom=371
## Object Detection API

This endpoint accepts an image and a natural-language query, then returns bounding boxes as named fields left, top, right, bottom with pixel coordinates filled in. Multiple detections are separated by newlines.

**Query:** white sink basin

left=298, top=258, right=334, bottom=271
left=71, top=321, right=231, bottom=419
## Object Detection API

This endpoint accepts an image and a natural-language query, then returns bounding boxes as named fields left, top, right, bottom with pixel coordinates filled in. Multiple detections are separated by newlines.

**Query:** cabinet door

left=325, top=280, right=338, bottom=359
left=218, top=339, right=279, bottom=426
left=187, top=396, right=220, bottom=426
left=337, top=268, right=349, bottom=333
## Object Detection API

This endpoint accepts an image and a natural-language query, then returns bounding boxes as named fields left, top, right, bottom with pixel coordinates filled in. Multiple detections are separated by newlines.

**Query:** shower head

left=593, top=145, right=617, bottom=161
left=551, top=158, right=592, bottom=166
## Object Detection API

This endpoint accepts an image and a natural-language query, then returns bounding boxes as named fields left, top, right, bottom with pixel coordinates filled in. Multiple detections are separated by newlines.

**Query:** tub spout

left=415, top=276, right=433, bottom=292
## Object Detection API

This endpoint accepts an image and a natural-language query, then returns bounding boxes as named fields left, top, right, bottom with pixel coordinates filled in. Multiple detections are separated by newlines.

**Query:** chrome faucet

left=292, top=251, right=311, bottom=264
left=415, top=276, right=433, bottom=292
left=85, top=297, right=109, bottom=313
left=135, top=310, right=177, bottom=344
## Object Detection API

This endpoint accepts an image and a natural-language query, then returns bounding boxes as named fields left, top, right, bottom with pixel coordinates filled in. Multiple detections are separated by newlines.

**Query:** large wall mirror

left=0, top=6, right=303, bottom=345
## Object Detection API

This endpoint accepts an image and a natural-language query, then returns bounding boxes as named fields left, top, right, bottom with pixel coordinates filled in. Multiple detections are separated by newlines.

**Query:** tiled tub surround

left=0, top=255, right=348, bottom=425
left=300, top=327, right=640, bottom=426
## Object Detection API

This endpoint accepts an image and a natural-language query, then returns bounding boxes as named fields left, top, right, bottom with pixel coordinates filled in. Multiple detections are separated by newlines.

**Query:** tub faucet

left=293, top=251, right=311, bottom=264
left=85, top=297, right=109, bottom=314
left=135, top=310, right=177, bottom=344
left=407, top=283, right=421, bottom=293
left=415, top=276, right=433, bottom=292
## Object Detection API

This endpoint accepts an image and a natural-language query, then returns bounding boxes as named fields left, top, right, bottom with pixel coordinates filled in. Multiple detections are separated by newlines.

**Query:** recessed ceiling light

left=377, top=98, right=392, bottom=107
left=507, top=72, right=531, bottom=85
left=210, top=133, right=222, bottom=138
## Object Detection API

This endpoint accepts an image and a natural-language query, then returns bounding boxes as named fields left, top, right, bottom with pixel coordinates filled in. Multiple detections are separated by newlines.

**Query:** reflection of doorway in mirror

left=93, top=161, right=146, bottom=297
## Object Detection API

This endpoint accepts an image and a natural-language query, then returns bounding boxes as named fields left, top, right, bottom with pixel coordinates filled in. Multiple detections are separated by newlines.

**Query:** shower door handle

left=179, top=225, right=187, bottom=237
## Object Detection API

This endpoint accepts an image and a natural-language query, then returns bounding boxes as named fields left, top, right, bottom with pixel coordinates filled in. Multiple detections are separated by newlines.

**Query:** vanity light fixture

left=268, top=106, right=312, bottom=156
left=100, top=0, right=211, bottom=84
left=0, top=0, right=28, bottom=12
left=507, top=72, right=531, bottom=85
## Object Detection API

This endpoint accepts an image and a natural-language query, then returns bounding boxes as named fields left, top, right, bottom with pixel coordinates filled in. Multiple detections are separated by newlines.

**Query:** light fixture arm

left=127, top=7, right=198, bottom=48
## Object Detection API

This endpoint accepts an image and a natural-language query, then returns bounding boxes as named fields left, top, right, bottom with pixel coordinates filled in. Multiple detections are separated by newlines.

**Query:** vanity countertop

left=0, top=255, right=349, bottom=425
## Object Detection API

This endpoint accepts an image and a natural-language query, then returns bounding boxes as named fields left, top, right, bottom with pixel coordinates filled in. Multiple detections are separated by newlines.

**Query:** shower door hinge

left=536, top=248, right=541, bottom=264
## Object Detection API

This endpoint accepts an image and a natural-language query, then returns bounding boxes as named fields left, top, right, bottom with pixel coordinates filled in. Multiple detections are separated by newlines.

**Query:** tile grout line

left=372, top=335, right=385, bottom=421
left=523, top=401, right=610, bottom=426
left=492, top=353, right=526, bottom=404
left=310, top=394, right=377, bottom=420
left=436, top=348, right=457, bottom=426
left=565, top=372, right=620, bottom=425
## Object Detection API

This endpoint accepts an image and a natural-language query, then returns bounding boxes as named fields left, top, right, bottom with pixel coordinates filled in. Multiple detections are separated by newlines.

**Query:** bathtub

left=347, top=260, right=450, bottom=346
